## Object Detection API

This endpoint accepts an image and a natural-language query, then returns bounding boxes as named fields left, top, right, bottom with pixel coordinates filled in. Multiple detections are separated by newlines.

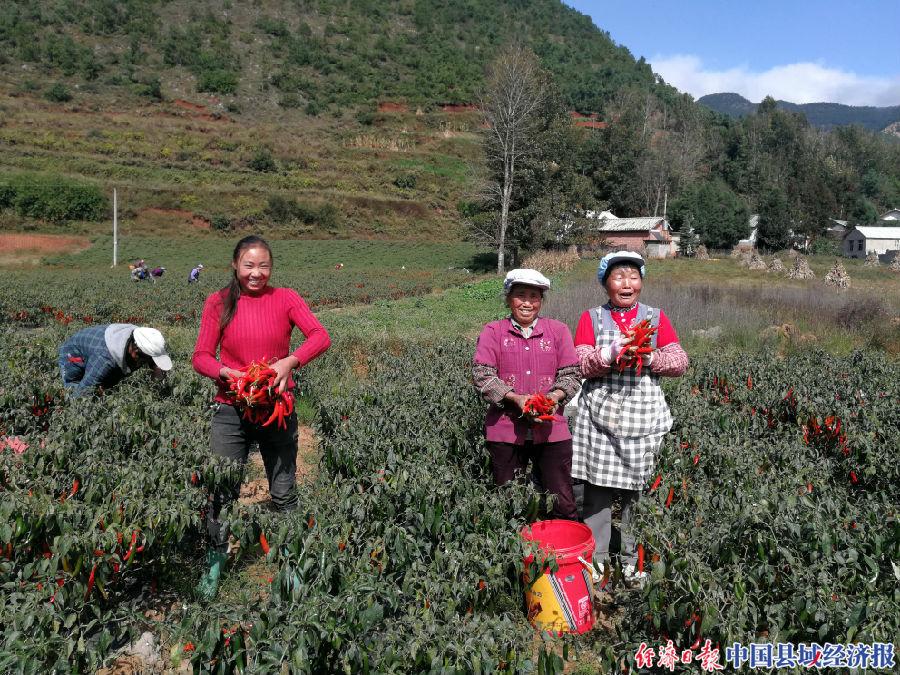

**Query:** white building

left=842, top=226, right=900, bottom=259
left=736, top=214, right=758, bottom=250
left=878, top=208, right=900, bottom=222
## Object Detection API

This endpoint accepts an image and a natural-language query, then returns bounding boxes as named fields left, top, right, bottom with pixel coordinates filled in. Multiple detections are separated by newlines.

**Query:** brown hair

left=219, top=235, right=274, bottom=331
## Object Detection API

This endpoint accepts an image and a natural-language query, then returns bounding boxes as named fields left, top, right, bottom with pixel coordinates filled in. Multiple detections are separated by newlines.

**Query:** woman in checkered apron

left=571, top=252, right=688, bottom=580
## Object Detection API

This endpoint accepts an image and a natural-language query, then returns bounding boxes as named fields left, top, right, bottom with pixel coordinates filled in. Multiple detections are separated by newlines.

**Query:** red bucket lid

left=521, top=519, right=594, bottom=564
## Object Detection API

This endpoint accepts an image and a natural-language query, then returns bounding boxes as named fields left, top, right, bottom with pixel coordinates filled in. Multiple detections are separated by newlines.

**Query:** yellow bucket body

left=524, top=566, right=594, bottom=634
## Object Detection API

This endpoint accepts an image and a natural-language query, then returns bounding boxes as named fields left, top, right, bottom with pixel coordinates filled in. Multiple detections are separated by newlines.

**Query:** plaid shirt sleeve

left=472, top=362, right=513, bottom=406
left=650, top=342, right=689, bottom=376
left=577, top=344, right=612, bottom=378
left=550, top=364, right=581, bottom=405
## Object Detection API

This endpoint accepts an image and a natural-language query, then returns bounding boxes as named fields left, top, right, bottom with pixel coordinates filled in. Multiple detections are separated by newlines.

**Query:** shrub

left=135, top=77, right=162, bottom=100
left=211, top=214, right=231, bottom=231
left=278, top=93, right=301, bottom=109
left=197, top=69, right=238, bottom=94
left=809, top=237, right=839, bottom=256
left=393, top=173, right=417, bottom=189
left=247, top=147, right=277, bottom=173
left=304, top=100, right=321, bottom=116
left=45, top=83, right=72, bottom=103
left=0, top=173, right=107, bottom=222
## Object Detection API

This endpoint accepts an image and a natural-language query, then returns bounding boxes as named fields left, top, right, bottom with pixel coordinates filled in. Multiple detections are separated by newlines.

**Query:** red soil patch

left=192, top=215, right=211, bottom=229
left=378, top=101, right=409, bottom=113
left=574, top=120, right=608, bottom=129
left=441, top=103, right=479, bottom=113
left=0, top=233, right=90, bottom=254
left=139, top=207, right=193, bottom=220
left=173, top=99, right=208, bottom=113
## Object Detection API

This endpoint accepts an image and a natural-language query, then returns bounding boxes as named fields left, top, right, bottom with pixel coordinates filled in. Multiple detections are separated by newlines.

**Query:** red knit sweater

left=193, top=287, right=331, bottom=402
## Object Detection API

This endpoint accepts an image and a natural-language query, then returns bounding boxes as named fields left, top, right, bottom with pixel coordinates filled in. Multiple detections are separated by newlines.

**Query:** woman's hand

left=546, top=390, right=564, bottom=412
left=219, top=366, right=245, bottom=382
left=600, top=335, right=627, bottom=366
left=503, top=392, right=530, bottom=413
left=270, top=356, right=299, bottom=393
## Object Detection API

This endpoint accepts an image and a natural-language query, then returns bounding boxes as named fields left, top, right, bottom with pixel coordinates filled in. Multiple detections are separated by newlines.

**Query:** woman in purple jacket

left=472, top=268, right=581, bottom=520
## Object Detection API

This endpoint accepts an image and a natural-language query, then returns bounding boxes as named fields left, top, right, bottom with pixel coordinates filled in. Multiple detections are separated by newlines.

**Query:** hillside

left=698, top=92, right=900, bottom=132
left=1, top=0, right=898, bottom=247
left=0, top=0, right=669, bottom=114
left=0, top=0, right=683, bottom=241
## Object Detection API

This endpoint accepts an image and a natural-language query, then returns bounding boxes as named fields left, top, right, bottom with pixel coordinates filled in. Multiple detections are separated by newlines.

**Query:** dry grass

left=543, top=264, right=900, bottom=355
left=521, top=249, right=580, bottom=276
left=345, top=134, right=414, bottom=152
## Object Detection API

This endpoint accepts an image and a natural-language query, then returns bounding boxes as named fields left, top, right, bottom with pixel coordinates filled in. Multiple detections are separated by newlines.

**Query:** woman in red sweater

left=192, top=235, right=330, bottom=599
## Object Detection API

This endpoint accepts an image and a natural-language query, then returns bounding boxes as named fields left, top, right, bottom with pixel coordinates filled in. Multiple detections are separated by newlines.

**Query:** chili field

left=0, top=277, right=898, bottom=672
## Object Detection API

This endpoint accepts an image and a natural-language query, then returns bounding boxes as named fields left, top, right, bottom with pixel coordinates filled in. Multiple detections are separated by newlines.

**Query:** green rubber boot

left=196, top=549, right=228, bottom=601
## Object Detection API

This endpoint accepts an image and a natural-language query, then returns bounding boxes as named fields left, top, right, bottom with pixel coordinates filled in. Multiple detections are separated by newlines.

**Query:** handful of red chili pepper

left=225, top=359, right=295, bottom=430
left=521, top=393, right=556, bottom=423
left=616, top=319, right=657, bottom=375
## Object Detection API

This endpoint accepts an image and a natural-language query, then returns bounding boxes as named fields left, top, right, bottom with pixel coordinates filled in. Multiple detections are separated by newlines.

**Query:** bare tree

left=478, top=45, right=547, bottom=273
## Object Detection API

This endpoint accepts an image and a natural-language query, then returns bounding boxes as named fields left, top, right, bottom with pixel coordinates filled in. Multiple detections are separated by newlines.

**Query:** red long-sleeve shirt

left=193, top=287, right=331, bottom=402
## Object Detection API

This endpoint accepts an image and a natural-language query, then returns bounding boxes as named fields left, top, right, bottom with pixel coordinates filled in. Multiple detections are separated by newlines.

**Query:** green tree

left=849, top=196, right=878, bottom=225
left=669, top=180, right=749, bottom=249
left=756, top=187, right=793, bottom=251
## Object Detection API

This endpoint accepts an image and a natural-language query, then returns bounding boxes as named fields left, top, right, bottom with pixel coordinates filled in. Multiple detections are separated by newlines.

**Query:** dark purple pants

left=486, top=439, right=578, bottom=520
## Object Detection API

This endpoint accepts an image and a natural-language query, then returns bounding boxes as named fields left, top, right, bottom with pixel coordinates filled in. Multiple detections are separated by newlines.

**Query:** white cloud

left=649, top=54, right=900, bottom=107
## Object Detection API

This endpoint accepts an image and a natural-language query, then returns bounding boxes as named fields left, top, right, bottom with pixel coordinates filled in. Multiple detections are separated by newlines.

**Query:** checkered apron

left=571, top=303, right=673, bottom=490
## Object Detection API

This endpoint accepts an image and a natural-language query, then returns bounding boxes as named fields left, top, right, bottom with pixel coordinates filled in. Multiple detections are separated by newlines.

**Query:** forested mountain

left=0, top=0, right=898, bottom=252
left=0, top=0, right=673, bottom=113
left=699, top=93, right=900, bottom=133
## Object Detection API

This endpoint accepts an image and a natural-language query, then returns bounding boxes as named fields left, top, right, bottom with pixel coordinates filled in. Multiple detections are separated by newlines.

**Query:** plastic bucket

left=521, top=519, right=595, bottom=634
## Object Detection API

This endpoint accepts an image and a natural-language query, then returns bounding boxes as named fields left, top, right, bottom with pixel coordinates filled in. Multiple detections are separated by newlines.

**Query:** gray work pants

left=582, top=484, right=640, bottom=564
left=206, top=403, right=299, bottom=551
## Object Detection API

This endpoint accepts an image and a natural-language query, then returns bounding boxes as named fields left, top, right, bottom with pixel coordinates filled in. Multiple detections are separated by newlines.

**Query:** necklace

left=608, top=301, right=637, bottom=313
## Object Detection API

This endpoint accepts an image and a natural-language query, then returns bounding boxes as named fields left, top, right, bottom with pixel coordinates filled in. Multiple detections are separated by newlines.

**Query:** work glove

left=599, top=335, right=627, bottom=367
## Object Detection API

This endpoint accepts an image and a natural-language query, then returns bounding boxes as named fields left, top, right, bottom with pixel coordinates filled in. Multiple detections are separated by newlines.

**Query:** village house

left=842, top=225, right=900, bottom=259
left=877, top=208, right=900, bottom=222
left=585, top=210, right=674, bottom=258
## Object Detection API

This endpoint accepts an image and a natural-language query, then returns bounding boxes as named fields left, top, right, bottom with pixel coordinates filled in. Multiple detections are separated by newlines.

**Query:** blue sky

left=565, top=0, right=900, bottom=106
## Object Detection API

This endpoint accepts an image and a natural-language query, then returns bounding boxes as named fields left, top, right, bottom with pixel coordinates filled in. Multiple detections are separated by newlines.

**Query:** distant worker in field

left=571, top=251, right=688, bottom=585
left=472, top=268, right=581, bottom=521
left=58, top=324, right=172, bottom=397
left=129, top=259, right=149, bottom=282
left=188, top=263, right=204, bottom=283
left=150, top=266, right=165, bottom=281
left=192, top=235, right=331, bottom=600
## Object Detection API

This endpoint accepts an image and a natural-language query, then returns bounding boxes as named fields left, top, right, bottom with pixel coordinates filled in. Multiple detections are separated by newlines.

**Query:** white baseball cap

left=503, top=268, right=552, bottom=295
left=132, top=327, right=173, bottom=370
